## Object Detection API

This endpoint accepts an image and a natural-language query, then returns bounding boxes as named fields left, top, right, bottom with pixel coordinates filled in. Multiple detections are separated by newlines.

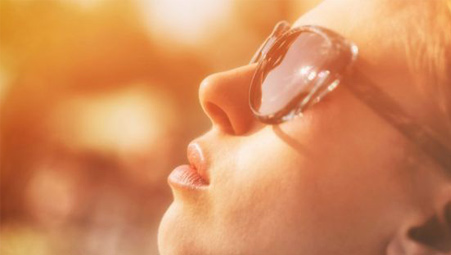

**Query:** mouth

left=168, top=142, right=209, bottom=190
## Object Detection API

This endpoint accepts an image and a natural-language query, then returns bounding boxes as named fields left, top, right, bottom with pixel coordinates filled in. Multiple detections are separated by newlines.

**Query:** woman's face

left=159, top=0, right=446, bottom=254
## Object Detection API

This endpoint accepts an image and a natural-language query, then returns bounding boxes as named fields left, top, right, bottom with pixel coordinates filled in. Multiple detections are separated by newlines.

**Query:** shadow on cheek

left=272, top=125, right=311, bottom=156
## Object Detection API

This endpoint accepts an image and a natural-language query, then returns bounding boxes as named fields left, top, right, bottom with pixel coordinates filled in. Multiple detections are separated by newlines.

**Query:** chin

left=158, top=203, right=177, bottom=255
left=158, top=203, right=199, bottom=255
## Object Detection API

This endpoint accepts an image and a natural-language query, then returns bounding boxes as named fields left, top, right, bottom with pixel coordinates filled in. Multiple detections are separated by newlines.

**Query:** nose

left=199, top=65, right=258, bottom=135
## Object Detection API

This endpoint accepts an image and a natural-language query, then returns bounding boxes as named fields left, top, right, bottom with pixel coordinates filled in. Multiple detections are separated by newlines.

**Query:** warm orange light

left=49, top=85, right=176, bottom=153
left=58, top=0, right=106, bottom=9
left=0, top=65, right=9, bottom=103
left=140, top=0, right=232, bottom=45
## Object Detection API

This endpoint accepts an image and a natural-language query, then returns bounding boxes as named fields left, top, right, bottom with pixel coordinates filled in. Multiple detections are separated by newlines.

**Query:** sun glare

left=59, top=0, right=106, bottom=9
left=141, top=0, right=232, bottom=45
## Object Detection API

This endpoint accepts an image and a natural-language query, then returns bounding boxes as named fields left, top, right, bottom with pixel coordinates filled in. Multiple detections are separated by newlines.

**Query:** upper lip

left=187, top=142, right=209, bottom=184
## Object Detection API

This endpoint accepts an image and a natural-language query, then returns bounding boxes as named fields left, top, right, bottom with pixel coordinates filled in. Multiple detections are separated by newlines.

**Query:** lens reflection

left=251, top=31, right=331, bottom=117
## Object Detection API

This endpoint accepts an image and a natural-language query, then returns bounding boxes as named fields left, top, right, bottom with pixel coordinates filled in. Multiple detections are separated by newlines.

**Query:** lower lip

left=168, top=165, right=208, bottom=190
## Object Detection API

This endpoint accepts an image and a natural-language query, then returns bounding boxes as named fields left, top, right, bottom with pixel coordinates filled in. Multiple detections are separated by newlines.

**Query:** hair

left=396, top=0, right=451, bottom=144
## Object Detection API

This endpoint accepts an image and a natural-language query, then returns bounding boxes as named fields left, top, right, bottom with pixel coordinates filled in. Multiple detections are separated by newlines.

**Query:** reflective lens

left=250, top=27, right=357, bottom=123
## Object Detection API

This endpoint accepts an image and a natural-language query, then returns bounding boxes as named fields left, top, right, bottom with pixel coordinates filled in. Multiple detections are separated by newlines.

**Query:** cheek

left=208, top=127, right=329, bottom=252
left=212, top=91, right=413, bottom=251
left=275, top=92, right=414, bottom=247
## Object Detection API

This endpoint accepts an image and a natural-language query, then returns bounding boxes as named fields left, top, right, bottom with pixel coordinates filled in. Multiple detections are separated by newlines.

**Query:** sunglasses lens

left=250, top=31, right=332, bottom=119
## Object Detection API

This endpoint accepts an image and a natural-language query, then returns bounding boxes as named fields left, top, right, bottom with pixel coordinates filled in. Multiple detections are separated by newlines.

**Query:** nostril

left=205, top=102, right=235, bottom=134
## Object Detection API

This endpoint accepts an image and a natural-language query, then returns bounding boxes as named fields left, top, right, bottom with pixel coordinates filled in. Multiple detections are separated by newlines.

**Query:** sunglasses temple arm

left=346, top=70, right=451, bottom=173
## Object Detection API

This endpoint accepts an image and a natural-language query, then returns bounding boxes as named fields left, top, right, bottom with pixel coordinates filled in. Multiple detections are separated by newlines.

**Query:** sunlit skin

left=158, top=0, right=451, bottom=254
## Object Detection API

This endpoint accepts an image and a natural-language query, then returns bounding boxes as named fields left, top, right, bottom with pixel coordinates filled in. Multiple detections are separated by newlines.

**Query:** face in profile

left=158, top=0, right=451, bottom=254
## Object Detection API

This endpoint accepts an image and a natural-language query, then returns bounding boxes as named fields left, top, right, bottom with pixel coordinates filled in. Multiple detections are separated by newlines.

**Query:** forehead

left=293, top=0, right=433, bottom=32
left=293, top=0, right=432, bottom=68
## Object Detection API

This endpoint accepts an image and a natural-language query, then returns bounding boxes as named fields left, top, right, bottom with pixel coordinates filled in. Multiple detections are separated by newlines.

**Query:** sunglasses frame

left=249, top=22, right=451, bottom=173
left=250, top=24, right=357, bottom=123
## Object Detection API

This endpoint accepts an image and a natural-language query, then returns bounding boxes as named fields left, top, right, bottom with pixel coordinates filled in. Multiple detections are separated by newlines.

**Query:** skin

left=158, top=0, right=451, bottom=254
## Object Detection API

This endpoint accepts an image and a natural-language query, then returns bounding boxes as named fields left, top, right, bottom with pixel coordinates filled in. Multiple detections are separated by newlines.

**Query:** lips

left=168, top=142, right=209, bottom=190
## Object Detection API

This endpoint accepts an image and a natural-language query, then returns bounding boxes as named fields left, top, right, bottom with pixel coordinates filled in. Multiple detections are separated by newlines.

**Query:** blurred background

left=0, top=1, right=319, bottom=254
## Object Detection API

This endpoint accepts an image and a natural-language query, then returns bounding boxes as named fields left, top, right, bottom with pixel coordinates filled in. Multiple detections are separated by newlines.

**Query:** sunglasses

left=249, top=21, right=451, bottom=172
